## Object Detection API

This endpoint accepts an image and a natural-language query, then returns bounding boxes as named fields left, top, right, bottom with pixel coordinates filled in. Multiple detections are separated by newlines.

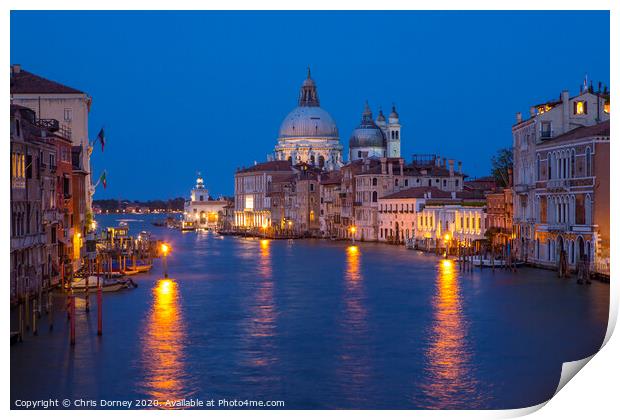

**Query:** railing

left=514, top=184, right=529, bottom=193
left=36, top=118, right=60, bottom=132
left=540, top=130, right=553, bottom=139
left=546, top=223, right=570, bottom=231
left=594, top=259, right=610, bottom=276
left=547, top=179, right=569, bottom=190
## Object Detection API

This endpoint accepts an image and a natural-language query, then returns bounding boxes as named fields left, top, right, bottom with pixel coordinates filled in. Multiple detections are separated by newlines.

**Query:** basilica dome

left=277, top=69, right=339, bottom=140
left=279, top=106, right=339, bottom=139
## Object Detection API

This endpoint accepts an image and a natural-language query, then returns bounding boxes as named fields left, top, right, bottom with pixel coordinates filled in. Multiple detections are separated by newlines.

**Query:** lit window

left=604, top=101, right=610, bottom=114
left=574, top=101, right=586, bottom=115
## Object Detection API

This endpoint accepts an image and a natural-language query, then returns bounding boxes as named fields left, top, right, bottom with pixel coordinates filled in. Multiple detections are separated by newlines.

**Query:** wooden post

left=25, top=291, right=30, bottom=331
left=48, top=287, right=53, bottom=331
left=32, top=298, right=38, bottom=335
left=18, top=298, right=24, bottom=342
left=70, top=295, right=75, bottom=346
left=97, top=286, right=102, bottom=336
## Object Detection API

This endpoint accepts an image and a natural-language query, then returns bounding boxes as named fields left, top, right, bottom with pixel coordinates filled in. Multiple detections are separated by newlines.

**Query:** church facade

left=183, top=174, right=229, bottom=230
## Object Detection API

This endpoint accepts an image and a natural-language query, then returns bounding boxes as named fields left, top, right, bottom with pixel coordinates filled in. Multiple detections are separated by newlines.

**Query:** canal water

left=11, top=214, right=609, bottom=409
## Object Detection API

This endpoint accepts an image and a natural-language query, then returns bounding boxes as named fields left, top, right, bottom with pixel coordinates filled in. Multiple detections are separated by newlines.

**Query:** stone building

left=11, top=65, right=94, bottom=219
left=273, top=69, right=343, bottom=170
left=10, top=105, right=59, bottom=300
left=512, top=84, right=610, bottom=262
left=183, top=174, right=230, bottom=230
left=234, top=160, right=295, bottom=229
left=532, top=120, right=609, bottom=273
left=319, top=171, right=343, bottom=238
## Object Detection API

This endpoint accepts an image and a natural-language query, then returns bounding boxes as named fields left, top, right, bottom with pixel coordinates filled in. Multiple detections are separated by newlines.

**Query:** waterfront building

left=10, top=105, right=59, bottom=300
left=349, top=103, right=401, bottom=161
left=55, top=130, right=75, bottom=282
left=71, top=146, right=88, bottom=264
left=234, top=160, right=295, bottom=229
left=273, top=69, right=343, bottom=170
left=377, top=187, right=486, bottom=247
left=319, top=171, right=343, bottom=237
left=10, top=65, right=94, bottom=220
left=485, top=169, right=513, bottom=246
left=377, top=187, right=439, bottom=244
left=512, top=84, right=610, bottom=265
left=532, top=120, right=610, bottom=274
left=183, top=174, right=229, bottom=230
left=266, top=172, right=297, bottom=233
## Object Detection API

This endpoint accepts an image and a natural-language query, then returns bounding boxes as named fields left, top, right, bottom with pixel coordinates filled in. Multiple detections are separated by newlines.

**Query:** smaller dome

left=376, top=109, right=386, bottom=122
left=349, top=102, right=386, bottom=148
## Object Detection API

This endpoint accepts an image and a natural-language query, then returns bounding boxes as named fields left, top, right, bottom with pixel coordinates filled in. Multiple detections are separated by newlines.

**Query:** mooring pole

left=70, top=295, right=76, bottom=346
left=97, top=285, right=103, bottom=336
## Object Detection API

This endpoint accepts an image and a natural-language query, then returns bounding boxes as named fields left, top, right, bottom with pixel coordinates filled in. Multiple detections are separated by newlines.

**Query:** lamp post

left=161, top=243, right=170, bottom=278
left=444, top=233, right=451, bottom=258
left=350, top=226, right=357, bottom=244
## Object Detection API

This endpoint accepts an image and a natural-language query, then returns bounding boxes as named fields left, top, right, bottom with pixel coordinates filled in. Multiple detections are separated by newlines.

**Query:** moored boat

left=66, top=276, right=137, bottom=293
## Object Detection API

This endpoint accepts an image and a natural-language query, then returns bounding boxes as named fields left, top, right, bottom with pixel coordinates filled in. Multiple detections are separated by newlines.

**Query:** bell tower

left=387, top=104, right=401, bottom=158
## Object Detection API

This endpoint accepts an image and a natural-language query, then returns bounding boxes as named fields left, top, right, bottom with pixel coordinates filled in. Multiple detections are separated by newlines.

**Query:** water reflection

left=417, top=259, right=480, bottom=408
left=337, top=245, right=370, bottom=406
left=241, top=239, right=278, bottom=371
left=140, top=279, right=192, bottom=405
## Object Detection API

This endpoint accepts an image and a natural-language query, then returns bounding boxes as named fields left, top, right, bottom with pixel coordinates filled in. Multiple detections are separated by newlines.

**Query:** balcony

left=35, top=118, right=60, bottom=132
left=546, top=223, right=570, bottom=232
left=546, top=179, right=569, bottom=191
left=43, top=208, right=61, bottom=224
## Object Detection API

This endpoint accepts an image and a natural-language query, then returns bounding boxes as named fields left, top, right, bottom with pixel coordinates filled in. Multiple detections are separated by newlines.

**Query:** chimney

left=529, top=106, right=536, bottom=118
left=443, top=157, right=447, bottom=168
left=516, top=112, right=522, bottom=123
left=561, top=90, right=570, bottom=134
left=457, top=161, right=462, bottom=174
left=448, top=159, right=454, bottom=177
left=11, top=64, right=21, bottom=74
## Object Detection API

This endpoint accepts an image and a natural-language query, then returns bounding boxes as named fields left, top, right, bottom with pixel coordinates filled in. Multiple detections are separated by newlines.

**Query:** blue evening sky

left=10, top=11, right=609, bottom=200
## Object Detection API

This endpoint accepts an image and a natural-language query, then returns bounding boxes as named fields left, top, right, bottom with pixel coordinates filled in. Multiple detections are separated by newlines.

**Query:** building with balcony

left=512, top=83, right=610, bottom=262
left=531, top=120, right=609, bottom=274
left=10, top=105, right=59, bottom=301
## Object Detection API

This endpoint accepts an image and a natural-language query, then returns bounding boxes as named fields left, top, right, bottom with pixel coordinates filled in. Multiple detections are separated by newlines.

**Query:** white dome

left=279, top=106, right=339, bottom=139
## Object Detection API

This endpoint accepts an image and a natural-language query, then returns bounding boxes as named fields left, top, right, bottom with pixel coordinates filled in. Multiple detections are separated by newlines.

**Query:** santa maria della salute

left=272, top=68, right=402, bottom=169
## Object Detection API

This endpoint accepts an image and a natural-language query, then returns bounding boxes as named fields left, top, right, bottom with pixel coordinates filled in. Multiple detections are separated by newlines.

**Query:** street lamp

left=444, top=233, right=451, bottom=257
left=160, top=243, right=171, bottom=278
left=350, top=226, right=357, bottom=244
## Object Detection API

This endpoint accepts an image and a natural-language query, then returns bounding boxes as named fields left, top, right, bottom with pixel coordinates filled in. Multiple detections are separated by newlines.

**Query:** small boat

left=471, top=257, right=525, bottom=268
left=67, top=276, right=137, bottom=293
left=122, top=268, right=140, bottom=276
left=129, top=263, right=152, bottom=273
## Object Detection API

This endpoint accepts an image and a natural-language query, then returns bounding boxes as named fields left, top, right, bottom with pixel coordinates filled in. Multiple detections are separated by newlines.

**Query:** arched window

left=372, top=191, right=377, bottom=202
left=394, top=179, right=399, bottom=187
left=372, top=177, right=377, bottom=186
left=318, top=155, right=325, bottom=168
left=570, top=149, right=576, bottom=178
left=547, top=153, right=552, bottom=179
left=585, top=147, right=592, bottom=176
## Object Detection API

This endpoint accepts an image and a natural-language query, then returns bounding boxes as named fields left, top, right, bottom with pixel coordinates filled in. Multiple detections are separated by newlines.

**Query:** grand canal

left=11, top=214, right=609, bottom=409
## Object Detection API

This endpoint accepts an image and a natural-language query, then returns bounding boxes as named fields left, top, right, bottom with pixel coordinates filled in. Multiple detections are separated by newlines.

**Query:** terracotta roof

left=381, top=187, right=453, bottom=200
left=11, top=67, right=84, bottom=94
left=237, top=160, right=293, bottom=174
left=542, top=120, right=610, bottom=144
left=320, top=171, right=342, bottom=185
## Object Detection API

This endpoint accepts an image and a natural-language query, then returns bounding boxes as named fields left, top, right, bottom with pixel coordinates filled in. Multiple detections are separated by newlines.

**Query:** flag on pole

left=97, top=128, right=106, bottom=152
left=99, top=171, right=107, bottom=189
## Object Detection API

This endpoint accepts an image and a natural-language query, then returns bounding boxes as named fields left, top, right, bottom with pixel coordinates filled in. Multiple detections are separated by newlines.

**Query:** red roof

left=236, top=160, right=293, bottom=174
left=11, top=67, right=84, bottom=94
left=381, top=187, right=453, bottom=200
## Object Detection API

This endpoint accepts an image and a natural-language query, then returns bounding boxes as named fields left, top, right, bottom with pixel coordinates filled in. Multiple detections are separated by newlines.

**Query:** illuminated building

left=531, top=121, right=609, bottom=274
left=512, top=82, right=610, bottom=264
left=182, top=174, right=230, bottom=230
